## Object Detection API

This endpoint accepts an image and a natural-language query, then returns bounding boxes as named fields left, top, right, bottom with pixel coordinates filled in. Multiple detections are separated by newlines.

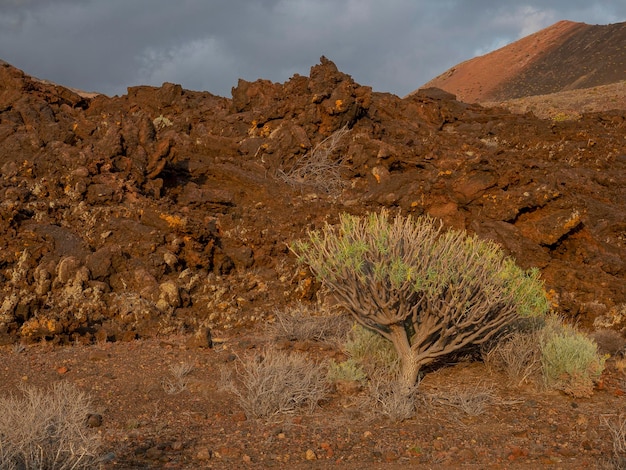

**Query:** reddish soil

left=2, top=329, right=626, bottom=468
left=0, top=31, right=625, bottom=468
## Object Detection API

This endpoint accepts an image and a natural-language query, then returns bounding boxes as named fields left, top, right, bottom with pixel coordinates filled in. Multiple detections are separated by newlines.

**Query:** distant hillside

left=415, top=20, right=626, bottom=103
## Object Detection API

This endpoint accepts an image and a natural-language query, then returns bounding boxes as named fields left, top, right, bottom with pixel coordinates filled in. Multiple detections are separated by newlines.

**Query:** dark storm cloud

left=0, top=0, right=624, bottom=97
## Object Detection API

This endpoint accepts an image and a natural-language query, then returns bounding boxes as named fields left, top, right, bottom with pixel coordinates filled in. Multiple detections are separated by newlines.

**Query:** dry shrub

left=277, top=125, right=350, bottom=195
left=0, top=382, right=102, bottom=470
left=601, top=414, right=626, bottom=469
left=267, top=303, right=351, bottom=344
left=361, top=374, right=419, bottom=422
left=161, top=361, right=194, bottom=395
left=484, top=330, right=542, bottom=386
left=223, top=348, right=328, bottom=419
left=434, top=383, right=497, bottom=417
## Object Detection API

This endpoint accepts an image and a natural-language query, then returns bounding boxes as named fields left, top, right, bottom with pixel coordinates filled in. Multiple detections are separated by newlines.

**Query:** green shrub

left=292, top=209, right=550, bottom=393
left=343, top=323, right=399, bottom=376
left=327, top=358, right=367, bottom=383
left=327, top=324, right=397, bottom=389
left=540, top=316, right=605, bottom=397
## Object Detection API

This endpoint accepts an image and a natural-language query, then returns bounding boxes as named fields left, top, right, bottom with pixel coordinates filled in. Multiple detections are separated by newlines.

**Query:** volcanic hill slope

left=0, top=54, right=625, bottom=344
left=419, top=20, right=626, bottom=104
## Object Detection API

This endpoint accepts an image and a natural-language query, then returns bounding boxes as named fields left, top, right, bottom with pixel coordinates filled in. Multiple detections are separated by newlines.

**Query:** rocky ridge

left=0, top=56, right=624, bottom=345
left=420, top=20, right=626, bottom=103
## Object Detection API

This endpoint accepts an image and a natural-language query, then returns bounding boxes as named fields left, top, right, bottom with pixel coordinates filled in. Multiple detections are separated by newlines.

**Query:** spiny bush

left=540, top=315, right=605, bottom=397
left=292, top=209, right=550, bottom=393
left=0, top=382, right=102, bottom=470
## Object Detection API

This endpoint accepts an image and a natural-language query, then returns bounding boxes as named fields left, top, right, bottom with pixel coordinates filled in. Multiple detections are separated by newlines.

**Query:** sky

left=0, top=1, right=624, bottom=98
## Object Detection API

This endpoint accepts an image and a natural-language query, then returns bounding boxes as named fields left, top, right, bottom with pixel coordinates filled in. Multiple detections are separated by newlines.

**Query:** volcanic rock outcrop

left=0, top=56, right=624, bottom=344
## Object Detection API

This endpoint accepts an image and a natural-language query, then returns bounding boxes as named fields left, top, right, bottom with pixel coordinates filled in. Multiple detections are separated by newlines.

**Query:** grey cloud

left=0, top=0, right=623, bottom=97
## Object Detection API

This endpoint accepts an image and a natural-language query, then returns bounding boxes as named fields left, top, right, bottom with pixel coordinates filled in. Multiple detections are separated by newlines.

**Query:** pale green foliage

left=328, top=323, right=399, bottom=384
left=540, top=315, right=606, bottom=397
left=327, top=358, right=367, bottom=383
left=292, top=209, right=550, bottom=389
left=343, top=324, right=399, bottom=376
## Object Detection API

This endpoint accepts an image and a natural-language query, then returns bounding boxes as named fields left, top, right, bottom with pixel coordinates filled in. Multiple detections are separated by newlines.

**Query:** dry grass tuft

left=435, top=383, right=497, bottom=417
left=277, top=125, right=350, bottom=195
left=0, top=382, right=102, bottom=470
left=267, top=304, right=351, bottom=344
left=161, top=361, right=194, bottom=395
left=222, top=348, right=328, bottom=419
left=363, top=376, right=419, bottom=422
left=601, top=414, right=626, bottom=469
left=484, top=330, right=542, bottom=386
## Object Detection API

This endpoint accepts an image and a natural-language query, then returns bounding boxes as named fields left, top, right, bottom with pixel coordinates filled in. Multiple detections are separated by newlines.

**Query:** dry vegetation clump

left=362, top=374, right=420, bottom=422
left=267, top=303, right=351, bottom=344
left=0, top=382, right=102, bottom=470
left=277, top=125, right=350, bottom=195
left=426, top=383, right=500, bottom=417
left=602, top=414, right=626, bottom=469
left=484, top=314, right=607, bottom=397
left=222, top=348, right=328, bottom=420
left=484, top=329, right=543, bottom=386
left=161, top=361, right=195, bottom=395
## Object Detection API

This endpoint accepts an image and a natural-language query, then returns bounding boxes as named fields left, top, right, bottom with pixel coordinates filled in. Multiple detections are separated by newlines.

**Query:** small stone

left=433, top=438, right=445, bottom=451
left=196, top=447, right=212, bottom=460
left=293, top=340, right=312, bottom=351
left=186, top=327, right=212, bottom=349
left=121, top=331, right=137, bottom=342
left=335, top=379, right=363, bottom=395
left=242, top=454, right=251, bottom=463
left=145, top=446, right=163, bottom=460
left=305, top=449, right=317, bottom=460
left=86, top=413, right=103, bottom=428
left=275, top=339, right=292, bottom=350
left=171, top=441, right=184, bottom=451
left=383, top=450, right=399, bottom=462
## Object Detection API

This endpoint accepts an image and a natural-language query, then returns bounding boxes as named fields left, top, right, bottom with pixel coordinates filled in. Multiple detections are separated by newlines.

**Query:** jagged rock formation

left=0, top=57, right=624, bottom=344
